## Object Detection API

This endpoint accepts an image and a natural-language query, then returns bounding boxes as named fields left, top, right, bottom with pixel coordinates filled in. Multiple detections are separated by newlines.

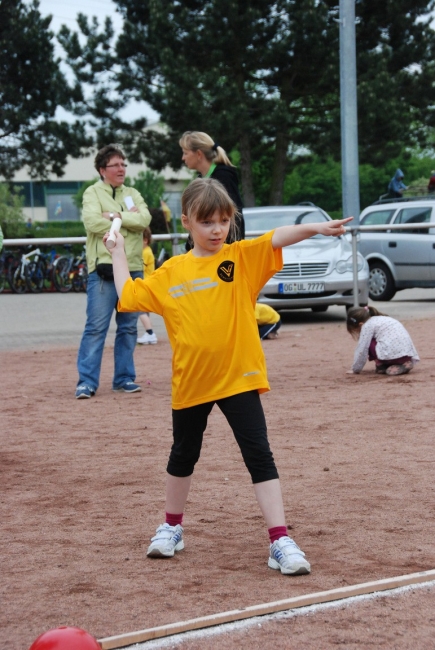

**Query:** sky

left=33, top=0, right=124, bottom=35
left=28, top=0, right=159, bottom=123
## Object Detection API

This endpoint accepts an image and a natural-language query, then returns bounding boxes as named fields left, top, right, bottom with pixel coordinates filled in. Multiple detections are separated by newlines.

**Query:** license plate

left=279, top=282, right=325, bottom=294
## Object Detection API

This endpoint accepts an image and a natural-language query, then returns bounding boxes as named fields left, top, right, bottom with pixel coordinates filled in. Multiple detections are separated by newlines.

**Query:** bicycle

left=52, top=245, right=87, bottom=293
left=8, top=246, right=56, bottom=294
left=0, top=248, right=19, bottom=293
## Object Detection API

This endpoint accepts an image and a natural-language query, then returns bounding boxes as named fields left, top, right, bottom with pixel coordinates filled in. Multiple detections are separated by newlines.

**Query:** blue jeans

left=77, top=270, right=142, bottom=391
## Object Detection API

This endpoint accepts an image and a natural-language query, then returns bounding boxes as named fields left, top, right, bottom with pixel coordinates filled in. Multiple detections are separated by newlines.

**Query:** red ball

left=29, top=626, right=100, bottom=650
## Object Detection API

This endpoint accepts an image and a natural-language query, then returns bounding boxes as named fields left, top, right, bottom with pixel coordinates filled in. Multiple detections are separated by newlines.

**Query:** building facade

left=11, top=154, right=192, bottom=225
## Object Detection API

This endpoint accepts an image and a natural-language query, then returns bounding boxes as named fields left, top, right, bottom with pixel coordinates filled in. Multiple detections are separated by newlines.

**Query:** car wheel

left=311, top=305, right=328, bottom=312
left=368, top=262, right=396, bottom=301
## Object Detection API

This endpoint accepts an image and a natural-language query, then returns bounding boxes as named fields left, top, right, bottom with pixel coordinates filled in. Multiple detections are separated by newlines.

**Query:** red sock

left=165, top=512, right=183, bottom=526
left=268, top=526, right=288, bottom=544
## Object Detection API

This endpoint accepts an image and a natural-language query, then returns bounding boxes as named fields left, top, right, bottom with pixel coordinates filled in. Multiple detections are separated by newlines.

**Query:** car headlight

left=335, top=254, right=365, bottom=273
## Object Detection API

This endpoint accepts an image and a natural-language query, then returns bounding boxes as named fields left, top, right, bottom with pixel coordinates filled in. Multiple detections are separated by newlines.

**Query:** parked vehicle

left=244, top=205, right=369, bottom=312
left=357, top=197, right=435, bottom=301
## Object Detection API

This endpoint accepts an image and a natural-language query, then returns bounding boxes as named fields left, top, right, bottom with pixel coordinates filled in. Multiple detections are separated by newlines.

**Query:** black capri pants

left=167, top=390, right=279, bottom=484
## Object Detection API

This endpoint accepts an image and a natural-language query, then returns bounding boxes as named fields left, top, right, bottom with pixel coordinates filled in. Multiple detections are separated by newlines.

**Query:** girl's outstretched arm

left=103, top=230, right=131, bottom=297
left=271, top=217, right=353, bottom=249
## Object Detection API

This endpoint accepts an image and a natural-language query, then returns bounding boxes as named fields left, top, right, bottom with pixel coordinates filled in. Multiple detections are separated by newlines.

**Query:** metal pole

left=30, top=180, right=35, bottom=221
left=339, top=0, right=361, bottom=306
left=171, top=212, right=181, bottom=255
left=351, top=227, right=360, bottom=306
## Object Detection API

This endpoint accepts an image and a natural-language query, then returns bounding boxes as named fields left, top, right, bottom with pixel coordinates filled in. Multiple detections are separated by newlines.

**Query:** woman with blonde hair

left=179, top=131, right=245, bottom=241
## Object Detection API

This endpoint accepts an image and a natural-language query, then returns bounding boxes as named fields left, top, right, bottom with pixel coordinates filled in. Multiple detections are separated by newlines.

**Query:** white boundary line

left=98, top=569, right=435, bottom=649
left=129, top=579, right=435, bottom=649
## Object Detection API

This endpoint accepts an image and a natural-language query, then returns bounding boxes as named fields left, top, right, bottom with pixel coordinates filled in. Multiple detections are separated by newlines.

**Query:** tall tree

left=59, top=0, right=339, bottom=205
left=59, top=0, right=435, bottom=204
left=0, top=0, right=91, bottom=179
left=306, top=0, right=435, bottom=166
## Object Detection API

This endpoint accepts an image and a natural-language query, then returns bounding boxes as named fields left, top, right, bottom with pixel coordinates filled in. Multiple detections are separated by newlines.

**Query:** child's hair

left=179, top=131, right=234, bottom=167
left=346, top=305, right=386, bottom=338
left=142, top=226, right=152, bottom=244
left=182, top=177, right=238, bottom=241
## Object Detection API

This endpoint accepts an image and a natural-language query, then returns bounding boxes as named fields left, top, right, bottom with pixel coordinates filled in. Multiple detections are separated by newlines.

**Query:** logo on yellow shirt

left=217, top=261, right=234, bottom=283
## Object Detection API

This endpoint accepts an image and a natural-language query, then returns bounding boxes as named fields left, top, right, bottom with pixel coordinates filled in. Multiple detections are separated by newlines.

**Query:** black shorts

left=167, top=390, right=279, bottom=484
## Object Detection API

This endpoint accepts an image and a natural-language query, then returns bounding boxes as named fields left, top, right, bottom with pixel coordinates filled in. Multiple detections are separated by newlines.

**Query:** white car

left=244, top=205, right=369, bottom=312
left=358, top=198, right=435, bottom=301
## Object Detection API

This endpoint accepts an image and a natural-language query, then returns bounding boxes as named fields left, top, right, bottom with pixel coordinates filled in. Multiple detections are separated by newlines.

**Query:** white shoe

left=147, top=523, right=184, bottom=558
left=137, top=332, right=158, bottom=345
left=268, top=536, right=311, bottom=575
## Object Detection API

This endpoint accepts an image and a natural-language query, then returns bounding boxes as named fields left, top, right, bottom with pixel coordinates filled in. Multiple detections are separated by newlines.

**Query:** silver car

left=244, top=205, right=369, bottom=312
left=358, top=199, right=435, bottom=301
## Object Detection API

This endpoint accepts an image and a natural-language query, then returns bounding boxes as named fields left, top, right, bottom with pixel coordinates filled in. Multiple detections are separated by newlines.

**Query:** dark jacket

left=185, top=164, right=245, bottom=251
left=209, top=164, right=245, bottom=240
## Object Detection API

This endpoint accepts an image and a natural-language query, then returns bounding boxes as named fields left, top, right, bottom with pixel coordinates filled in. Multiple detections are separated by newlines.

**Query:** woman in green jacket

left=76, top=144, right=151, bottom=399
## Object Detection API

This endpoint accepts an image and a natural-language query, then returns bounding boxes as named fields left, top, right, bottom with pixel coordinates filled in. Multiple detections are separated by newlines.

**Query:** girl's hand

left=272, top=216, right=353, bottom=249
left=103, top=229, right=125, bottom=253
left=319, top=217, right=353, bottom=237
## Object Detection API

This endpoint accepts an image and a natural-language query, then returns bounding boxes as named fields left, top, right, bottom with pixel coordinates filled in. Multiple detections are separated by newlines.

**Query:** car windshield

left=244, top=209, right=330, bottom=238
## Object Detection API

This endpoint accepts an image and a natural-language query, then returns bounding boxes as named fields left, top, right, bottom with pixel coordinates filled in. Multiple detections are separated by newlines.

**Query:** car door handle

left=388, top=242, right=397, bottom=248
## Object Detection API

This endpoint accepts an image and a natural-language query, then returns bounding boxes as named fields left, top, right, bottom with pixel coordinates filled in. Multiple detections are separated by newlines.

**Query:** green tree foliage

left=319, top=0, right=435, bottom=168
left=126, top=171, right=166, bottom=209
left=72, top=179, right=100, bottom=209
left=0, top=184, right=26, bottom=238
left=282, top=157, right=389, bottom=215
left=279, top=153, right=435, bottom=217
left=0, top=0, right=91, bottom=179
left=59, top=1, right=339, bottom=206
left=58, top=0, right=435, bottom=206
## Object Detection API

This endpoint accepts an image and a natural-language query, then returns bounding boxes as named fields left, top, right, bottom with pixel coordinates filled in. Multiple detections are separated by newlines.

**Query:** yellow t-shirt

left=142, top=245, right=155, bottom=278
left=119, top=231, right=283, bottom=409
left=255, top=303, right=280, bottom=325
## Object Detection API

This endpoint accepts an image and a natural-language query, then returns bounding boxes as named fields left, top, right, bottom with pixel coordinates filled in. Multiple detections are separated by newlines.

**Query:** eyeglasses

left=105, top=163, right=128, bottom=169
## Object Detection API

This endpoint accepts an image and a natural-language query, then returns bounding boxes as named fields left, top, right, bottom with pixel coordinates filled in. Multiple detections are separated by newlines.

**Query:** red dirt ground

left=1, top=317, right=434, bottom=649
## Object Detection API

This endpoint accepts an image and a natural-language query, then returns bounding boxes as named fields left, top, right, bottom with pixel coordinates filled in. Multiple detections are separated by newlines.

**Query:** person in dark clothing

left=427, top=171, right=435, bottom=193
left=179, top=131, right=245, bottom=247
left=387, top=169, right=408, bottom=198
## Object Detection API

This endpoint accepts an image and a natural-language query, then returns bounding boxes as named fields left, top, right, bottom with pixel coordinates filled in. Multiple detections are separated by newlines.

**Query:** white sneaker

left=137, top=332, right=158, bottom=345
left=268, top=536, right=311, bottom=575
left=147, top=523, right=184, bottom=558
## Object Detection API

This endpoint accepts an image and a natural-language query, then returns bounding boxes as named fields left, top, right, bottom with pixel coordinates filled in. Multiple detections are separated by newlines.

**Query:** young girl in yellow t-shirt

left=137, top=227, right=158, bottom=345
left=105, top=178, right=351, bottom=576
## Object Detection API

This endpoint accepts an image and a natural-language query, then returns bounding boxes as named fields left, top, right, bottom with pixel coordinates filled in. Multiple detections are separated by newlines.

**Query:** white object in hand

left=106, top=217, right=122, bottom=249
left=124, top=196, right=135, bottom=210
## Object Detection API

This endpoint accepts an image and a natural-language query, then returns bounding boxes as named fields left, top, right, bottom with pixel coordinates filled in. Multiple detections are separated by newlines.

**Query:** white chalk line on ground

left=121, top=580, right=435, bottom=650
left=98, top=570, right=435, bottom=650
left=122, top=580, right=435, bottom=649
